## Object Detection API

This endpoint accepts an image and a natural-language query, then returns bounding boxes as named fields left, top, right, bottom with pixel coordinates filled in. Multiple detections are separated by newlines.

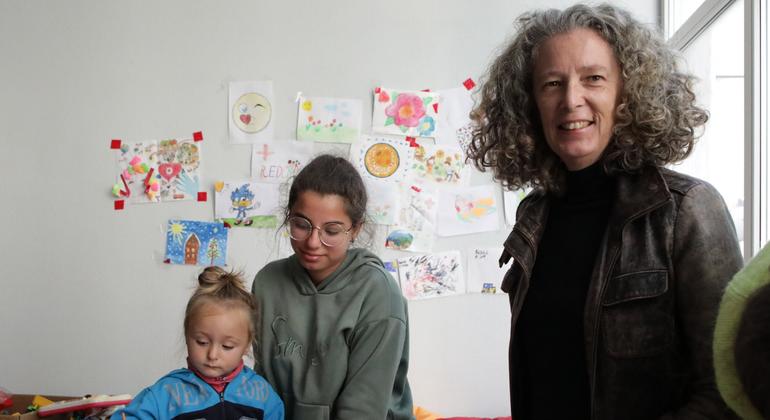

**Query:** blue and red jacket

left=112, top=366, right=284, bottom=420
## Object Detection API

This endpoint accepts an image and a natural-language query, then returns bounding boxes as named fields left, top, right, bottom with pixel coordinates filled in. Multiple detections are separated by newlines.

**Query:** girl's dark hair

left=467, top=3, right=707, bottom=193
left=734, top=283, right=770, bottom=418
left=184, top=266, right=258, bottom=343
left=284, top=154, right=368, bottom=227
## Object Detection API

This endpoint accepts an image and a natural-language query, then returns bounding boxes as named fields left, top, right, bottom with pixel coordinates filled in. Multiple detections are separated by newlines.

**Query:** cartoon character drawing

left=230, top=184, right=257, bottom=225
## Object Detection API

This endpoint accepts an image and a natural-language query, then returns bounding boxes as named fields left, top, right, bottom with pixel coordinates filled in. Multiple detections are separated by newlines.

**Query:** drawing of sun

left=233, top=92, right=272, bottom=133
left=364, top=143, right=399, bottom=178
left=170, top=221, right=187, bottom=244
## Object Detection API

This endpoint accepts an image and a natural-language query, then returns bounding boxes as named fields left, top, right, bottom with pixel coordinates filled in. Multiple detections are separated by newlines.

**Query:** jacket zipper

left=588, top=200, right=669, bottom=419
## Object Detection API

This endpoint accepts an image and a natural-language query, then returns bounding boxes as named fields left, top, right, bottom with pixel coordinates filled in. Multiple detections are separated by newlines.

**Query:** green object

left=252, top=248, right=413, bottom=420
left=714, top=243, right=770, bottom=420
left=26, top=403, right=39, bottom=412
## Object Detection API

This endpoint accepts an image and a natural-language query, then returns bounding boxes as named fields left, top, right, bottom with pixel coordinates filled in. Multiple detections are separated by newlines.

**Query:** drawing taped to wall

left=165, top=220, right=228, bottom=266
left=296, top=96, right=362, bottom=143
left=372, top=87, right=440, bottom=138
left=397, top=251, right=465, bottom=300
left=411, top=142, right=470, bottom=186
left=251, top=140, right=314, bottom=184
left=467, top=247, right=508, bottom=294
left=229, top=81, right=274, bottom=144
left=214, top=180, right=279, bottom=228
left=352, top=136, right=414, bottom=184
left=437, top=185, right=499, bottom=236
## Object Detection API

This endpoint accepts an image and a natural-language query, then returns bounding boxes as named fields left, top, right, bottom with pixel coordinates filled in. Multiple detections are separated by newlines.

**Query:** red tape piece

left=114, top=200, right=125, bottom=210
left=405, top=136, right=419, bottom=148
left=374, top=87, right=381, bottom=94
left=463, top=78, right=476, bottom=90
left=110, top=139, right=122, bottom=149
left=433, top=103, right=439, bottom=113
left=197, top=191, right=207, bottom=202
left=193, top=131, right=203, bottom=141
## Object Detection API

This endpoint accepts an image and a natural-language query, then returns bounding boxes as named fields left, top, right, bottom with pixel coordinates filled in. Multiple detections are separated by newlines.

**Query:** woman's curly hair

left=467, top=3, right=708, bottom=193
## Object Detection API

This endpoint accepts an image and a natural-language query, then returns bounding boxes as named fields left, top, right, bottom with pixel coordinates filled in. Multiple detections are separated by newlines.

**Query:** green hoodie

left=252, top=248, right=414, bottom=420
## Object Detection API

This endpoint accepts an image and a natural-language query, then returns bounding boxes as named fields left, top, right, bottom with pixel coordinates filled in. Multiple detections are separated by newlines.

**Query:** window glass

left=674, top=0, right=744, bottom=254
left=666, top=0, right=708, bottom=38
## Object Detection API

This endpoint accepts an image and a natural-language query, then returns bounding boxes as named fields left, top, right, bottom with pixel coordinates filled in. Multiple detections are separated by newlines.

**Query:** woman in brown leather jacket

left=467, top=4, right=743, bottom=419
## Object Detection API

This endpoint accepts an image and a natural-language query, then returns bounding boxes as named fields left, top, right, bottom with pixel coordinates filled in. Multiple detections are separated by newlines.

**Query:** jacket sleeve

left=663, top=182, right=743, bottom=419
left=110, top=387, right=160, bottom=420
left=333, top=301, right=414, bottom=420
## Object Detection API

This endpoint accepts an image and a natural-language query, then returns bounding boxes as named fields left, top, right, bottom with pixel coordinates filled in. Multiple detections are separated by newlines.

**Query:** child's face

left=186, top=301, right=251, bottom=379
left=289, top=190, right=359, bottom=284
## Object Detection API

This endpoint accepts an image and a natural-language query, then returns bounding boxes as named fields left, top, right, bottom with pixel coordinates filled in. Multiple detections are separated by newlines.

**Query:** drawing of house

left=184, top=233, right=200, bottom=264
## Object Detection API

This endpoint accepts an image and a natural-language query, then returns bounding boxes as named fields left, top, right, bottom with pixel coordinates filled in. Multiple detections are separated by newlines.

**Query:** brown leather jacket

left=500, top=166, right=743, bottom=419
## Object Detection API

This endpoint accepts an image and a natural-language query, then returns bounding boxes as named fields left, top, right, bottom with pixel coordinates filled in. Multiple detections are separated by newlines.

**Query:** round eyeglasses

left=287, top=216, right=354, bottom=247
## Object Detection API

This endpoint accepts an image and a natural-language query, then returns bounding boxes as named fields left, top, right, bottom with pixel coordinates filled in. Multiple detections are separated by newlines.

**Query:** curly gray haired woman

left=468, top=3, right=708, bottom=193
left=474, top=4, right=742, bottom=419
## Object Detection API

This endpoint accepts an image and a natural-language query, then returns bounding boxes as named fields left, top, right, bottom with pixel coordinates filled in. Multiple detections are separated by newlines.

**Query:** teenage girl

left=252, top=154, right=414, bottom=420
left=113, top=267, right=284, bottom=420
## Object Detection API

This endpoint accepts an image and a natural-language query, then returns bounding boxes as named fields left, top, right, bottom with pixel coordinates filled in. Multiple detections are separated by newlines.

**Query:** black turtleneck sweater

left=516, top=161, right=614, bottom=420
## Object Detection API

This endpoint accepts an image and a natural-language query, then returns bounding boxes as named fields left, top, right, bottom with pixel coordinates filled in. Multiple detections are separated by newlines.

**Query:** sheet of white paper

left=251, top=140, right=315, bottom=184
left=467, top=247, right=508, bottom=294
left=385, top=184, right=437, bottom=252
left=503, top=189, right=529, bottom=226
left=410, top=141, right=471, bottom=187
left=229, top=81, right=275, bottom=144
left=437, top=184, right=500, bottom=236
left=351, top=135, right=415, bottom=185
left=296, top=96, right=362, bottom=143
left=397, top=250, right=465, bottom=300
left=214, top=179, right=281, bottom=228
left=365, top=179, right=401, bottom=225
left=372, top=87, right=440, bottom=138
left=435, top=87, right=474, bottom=145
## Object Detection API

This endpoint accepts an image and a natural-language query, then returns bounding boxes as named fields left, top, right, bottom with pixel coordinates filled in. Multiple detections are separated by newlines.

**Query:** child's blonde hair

left=184, top=266, right=258, bottom=343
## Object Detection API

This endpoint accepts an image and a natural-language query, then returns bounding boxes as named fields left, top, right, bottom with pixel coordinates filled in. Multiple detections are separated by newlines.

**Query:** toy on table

left=37, top=394, right=132, bottom=417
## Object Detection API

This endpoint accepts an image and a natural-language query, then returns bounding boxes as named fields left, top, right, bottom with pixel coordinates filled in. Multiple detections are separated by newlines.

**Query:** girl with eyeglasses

left=251, top=154, right=414, bottom=420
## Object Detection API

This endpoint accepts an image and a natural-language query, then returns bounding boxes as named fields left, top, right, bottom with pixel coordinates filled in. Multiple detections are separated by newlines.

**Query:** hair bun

left=198, top=266, right=229, bottom=287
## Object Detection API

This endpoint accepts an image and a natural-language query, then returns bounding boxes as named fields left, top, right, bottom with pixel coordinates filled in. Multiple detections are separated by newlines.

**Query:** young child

left=252, top=154, right=414, bottom=420
left=113, top=266, right=284, bottom=420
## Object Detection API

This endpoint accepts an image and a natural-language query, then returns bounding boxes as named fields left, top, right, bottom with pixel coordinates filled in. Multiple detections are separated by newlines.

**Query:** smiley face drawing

left=232, top=92, right=272, bottom=133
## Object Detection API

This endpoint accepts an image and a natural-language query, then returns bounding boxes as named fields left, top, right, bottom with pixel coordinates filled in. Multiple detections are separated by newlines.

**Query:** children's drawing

left=437, top=185, right=500, bottom=236
left=397, top=251, right=465, bottom=300
left=251, top=140, right=314, bottom=184
left=214, top=180, right=280, bottom=228
left=165, top=220, right=228, bottom=266
left=114, top=141, right=160, bottom=204
left=456, top=123, right=474, bottom=155
left=411, top=142, right=470, bottom=186
left=503, top=188, right=530, bottom=226
left=157, top=138, right=201, bottom=201
left=385, top=185, right=437, bottom=252
left=372, top=87, right=440, bottom=138
left=229, top=81, right=274, bottom=143
left=296, top=96, right=362, bottom=143
left=365, top=180, right=401, bottom=225
left=436, top=87, right=474, bottom=145
left=352, top=136, right=414, bottom=184
left=467, top=247, right=509, bottom=294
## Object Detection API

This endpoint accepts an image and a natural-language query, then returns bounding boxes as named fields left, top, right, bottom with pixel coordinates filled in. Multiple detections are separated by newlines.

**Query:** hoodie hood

left=288, top=247, right=385, bottom=295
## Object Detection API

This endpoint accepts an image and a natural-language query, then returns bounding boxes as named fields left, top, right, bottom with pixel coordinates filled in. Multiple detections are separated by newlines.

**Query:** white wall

left=0, top=1, right=655, bottom=417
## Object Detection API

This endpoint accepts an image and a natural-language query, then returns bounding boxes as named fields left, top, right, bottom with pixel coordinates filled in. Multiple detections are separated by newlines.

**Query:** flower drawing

left=418, top=115, right=435, bottom=136
left=385, top=93, right=426, bottom=128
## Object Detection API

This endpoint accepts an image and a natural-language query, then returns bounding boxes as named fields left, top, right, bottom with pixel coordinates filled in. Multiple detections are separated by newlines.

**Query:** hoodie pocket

left=601, top=270, right=674, bottom=358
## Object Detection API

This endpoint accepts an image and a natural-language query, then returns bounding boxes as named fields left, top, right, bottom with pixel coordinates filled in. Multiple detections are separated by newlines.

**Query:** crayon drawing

left=157, top=138, right=201, bottom=201
left=397, top=251, right=465, bottom=300
left=467, top=247, right=508, bottom=294
left=296, top=96, right=362, bottom=143
left=352, top=136, right=414, bottom=184
left=251, top=141, right=314, bottom=184
left=372, top=87, right=440, bottom=138
left=365, top=180, right=401, bottom=225
left=165, top=220, right=228, bottom=266
left=436, top=86, right=474, bottom=145
left=114, top=141, right=160, bottom=204
left=229, top=81, right=274, bottom=144
left=437, top=185, right=500, bottom=236
left=411, top=142, right=470, bottom=186
left=385, top=185, right=437, bottom=252
left=214, top=180, right=280, bottom=228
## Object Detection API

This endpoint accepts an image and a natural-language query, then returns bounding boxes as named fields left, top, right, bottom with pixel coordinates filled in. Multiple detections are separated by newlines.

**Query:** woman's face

left=532, top=28, right=622, bottom=171
left=289, top=190, right=359, bottom=284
